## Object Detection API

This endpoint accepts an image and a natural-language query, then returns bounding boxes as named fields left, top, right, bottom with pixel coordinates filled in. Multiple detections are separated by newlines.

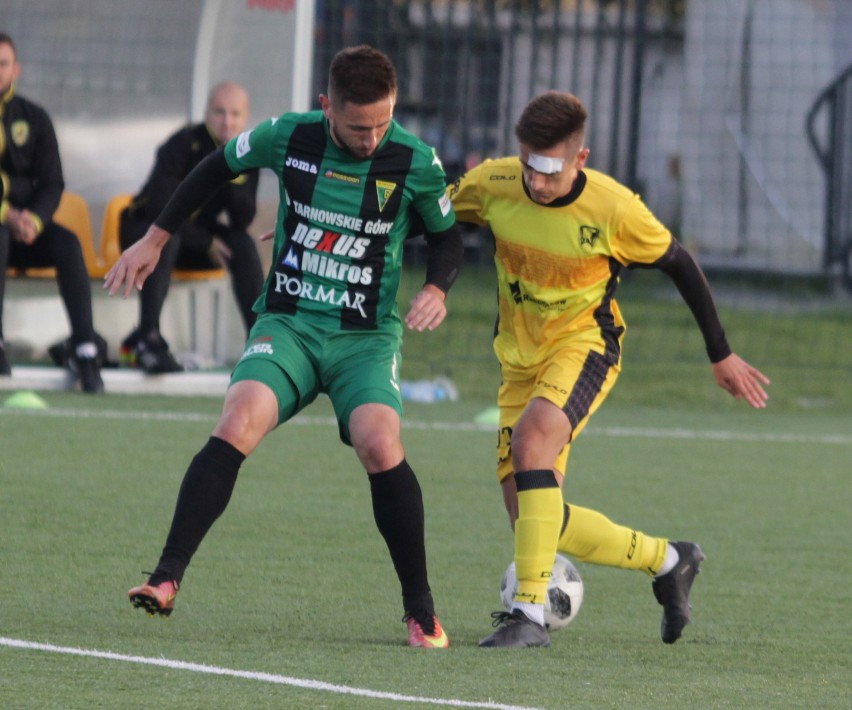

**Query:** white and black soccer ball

left=500, top=553, right=584, bottom=630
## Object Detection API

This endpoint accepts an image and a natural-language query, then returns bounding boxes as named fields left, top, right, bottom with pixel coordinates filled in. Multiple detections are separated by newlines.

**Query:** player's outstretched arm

left=711, top=353, right=770, bottom=409
left=405, top=283, right=447, bottom=332
left=104, top=224, right=170, bottom=298
left=105, top=149, right=239, bottom=299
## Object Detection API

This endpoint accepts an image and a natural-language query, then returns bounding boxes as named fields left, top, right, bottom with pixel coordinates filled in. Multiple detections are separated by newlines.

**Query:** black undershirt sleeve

left=422, top=223, right=464, bottom=295
left=153, top=149, right=237, bottom=234
left=636, top=240, right=732, bottom=363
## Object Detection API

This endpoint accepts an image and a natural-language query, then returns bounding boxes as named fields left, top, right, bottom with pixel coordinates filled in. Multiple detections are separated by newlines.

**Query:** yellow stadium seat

left=5, top=191, right=107, bottom=279
left=99, top=193, right=226, bottom=282
left=98, top=192, right=133, bottom=271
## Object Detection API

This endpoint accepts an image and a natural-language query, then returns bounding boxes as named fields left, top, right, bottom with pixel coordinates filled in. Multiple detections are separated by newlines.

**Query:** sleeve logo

left=236, top=130, right=252, bottom=158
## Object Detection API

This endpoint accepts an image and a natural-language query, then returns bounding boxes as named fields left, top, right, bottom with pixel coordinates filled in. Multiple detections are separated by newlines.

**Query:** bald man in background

left=118, top=82, right=264, bottom=373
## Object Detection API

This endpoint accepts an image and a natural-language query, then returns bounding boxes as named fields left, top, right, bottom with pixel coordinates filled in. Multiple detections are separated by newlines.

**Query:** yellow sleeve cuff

left=30, top=211, right=44, bottom=235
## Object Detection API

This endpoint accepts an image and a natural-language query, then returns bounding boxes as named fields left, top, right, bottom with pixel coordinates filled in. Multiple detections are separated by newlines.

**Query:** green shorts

left=230, top=313, right=403, bottom=444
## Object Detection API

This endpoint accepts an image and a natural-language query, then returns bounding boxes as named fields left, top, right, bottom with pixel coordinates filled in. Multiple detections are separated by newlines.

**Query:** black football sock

left=149, top=436, right=245, bottom=585
left=368, top=459, right=435, bottom=619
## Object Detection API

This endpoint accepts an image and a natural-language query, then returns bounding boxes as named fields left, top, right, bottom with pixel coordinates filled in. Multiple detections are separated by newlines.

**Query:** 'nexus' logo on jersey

left=286, top=156, right=318, bottom=174
left=290, top=222, right=370, bottom=258
left=579, top=225, right=601, bottom=252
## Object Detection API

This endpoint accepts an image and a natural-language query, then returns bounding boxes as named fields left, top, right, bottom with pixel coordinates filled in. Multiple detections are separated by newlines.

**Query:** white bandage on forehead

left=527, top=153, right=564, bottom=175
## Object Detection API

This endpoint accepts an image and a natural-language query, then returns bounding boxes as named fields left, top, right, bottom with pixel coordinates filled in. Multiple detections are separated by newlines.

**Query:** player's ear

left=319, top=94, right=332, bottom=118
left=576, top=147, right=590, bottom=169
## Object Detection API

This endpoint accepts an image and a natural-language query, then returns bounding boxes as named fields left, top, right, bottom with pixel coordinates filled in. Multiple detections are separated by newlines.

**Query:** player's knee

left=213, top=388, right=277, bottom=455
left=212, top=415, right=265, bottom=456
left=352, top=427, right=403, bottom=472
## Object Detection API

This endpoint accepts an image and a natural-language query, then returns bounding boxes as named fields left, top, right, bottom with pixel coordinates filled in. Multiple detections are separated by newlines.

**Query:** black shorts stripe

left=562, top=349, right=613, bottom=430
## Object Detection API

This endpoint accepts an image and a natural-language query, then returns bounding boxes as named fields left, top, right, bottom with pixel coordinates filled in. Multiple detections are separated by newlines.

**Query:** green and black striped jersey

left=224, top=110, right=455, bottom=331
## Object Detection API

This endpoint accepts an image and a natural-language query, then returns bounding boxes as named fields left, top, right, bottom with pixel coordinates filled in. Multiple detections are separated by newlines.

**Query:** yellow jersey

left=450, top=158, right=673, bottom=371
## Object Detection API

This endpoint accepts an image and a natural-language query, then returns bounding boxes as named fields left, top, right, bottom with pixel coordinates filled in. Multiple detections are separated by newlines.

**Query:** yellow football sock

left=557, top=503, right=668, bottom=575
left=514, top=470, right=565, bottom=604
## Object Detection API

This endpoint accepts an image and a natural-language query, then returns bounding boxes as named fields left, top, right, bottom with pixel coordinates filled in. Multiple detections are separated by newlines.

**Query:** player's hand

left=712, top=353, right=770, bottom=409
left=104, top=225, right=170, bottom=298
left=405, top=284, right=447, bottom=332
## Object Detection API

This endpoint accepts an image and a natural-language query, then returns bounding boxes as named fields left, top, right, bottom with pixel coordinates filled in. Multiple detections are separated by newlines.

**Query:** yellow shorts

left=496, top=337, right=621, bottom=481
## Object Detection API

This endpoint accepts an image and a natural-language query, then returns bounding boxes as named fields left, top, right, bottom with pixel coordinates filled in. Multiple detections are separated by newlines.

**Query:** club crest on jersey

left=579, top=225, right=601, bottom=252
left=11, top=120, right=29, bottom=146
left=376, top=180, right=396, bottom=212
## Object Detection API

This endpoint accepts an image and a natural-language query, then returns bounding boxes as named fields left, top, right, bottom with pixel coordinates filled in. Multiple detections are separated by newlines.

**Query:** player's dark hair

left=328, top=45, right=397, bottom=107
left=0, top=32, right=17, bottom=56
left=514, top=91, right=587, bottom=149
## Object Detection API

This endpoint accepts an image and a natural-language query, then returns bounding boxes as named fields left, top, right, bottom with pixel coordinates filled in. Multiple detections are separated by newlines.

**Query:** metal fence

left=807, top=61, right=852, bottom=288
left=314, top=0, right=684, bottom=190
left=313, top=0, right=852, bottom=293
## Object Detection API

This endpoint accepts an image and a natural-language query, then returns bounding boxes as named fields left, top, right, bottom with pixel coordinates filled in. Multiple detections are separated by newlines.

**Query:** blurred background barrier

left=2, top=0, right=850, bottom=376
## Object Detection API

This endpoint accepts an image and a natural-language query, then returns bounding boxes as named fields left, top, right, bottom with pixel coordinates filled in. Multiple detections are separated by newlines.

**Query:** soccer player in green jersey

left=106, top=46, right=463, bottom=648
left=450, top=91, right=770, bottom=648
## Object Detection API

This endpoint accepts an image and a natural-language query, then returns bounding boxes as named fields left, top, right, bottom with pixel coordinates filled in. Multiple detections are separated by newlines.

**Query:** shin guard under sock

left=369, top=460, right=433, bottom=614
left=514, top=470, right=564, bottom=605
left=150, top=436, right=245, bottom=584
left=557, top=503, right=667, bottom=575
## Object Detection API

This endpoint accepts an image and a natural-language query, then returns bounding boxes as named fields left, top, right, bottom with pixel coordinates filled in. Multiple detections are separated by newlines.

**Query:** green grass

left=1, top=262, right=849, bottom=708
left=1, top=388, right=850, bottom=709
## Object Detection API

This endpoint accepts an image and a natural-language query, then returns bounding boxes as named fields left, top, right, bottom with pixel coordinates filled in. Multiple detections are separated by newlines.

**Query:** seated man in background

left=0, top=32, right=103, bottom=393
left=119, top=81, right=263, bottom=373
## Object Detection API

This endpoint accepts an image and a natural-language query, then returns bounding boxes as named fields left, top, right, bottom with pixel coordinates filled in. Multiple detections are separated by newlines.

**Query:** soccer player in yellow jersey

left=450, top=91, right=770, bottom=648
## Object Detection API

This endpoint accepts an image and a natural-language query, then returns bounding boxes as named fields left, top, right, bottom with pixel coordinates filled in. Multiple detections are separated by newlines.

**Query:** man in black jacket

left=119, top=81, right=263, bottom=373
left=0, top=32, right=103, bottom=392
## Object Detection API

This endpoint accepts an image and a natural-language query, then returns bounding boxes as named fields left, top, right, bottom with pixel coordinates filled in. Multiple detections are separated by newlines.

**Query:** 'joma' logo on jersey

left=286, top=156, right=318, bottom=174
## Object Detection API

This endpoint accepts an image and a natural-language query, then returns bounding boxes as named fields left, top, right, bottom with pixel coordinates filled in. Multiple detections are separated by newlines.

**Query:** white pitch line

left=2, top=406, right=851, bottom=445
left=0, top=637, right=542, bottom=710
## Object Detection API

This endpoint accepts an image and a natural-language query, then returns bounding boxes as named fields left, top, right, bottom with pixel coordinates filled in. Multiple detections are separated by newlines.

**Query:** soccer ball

left=500, top=554, right=584, bottom=630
